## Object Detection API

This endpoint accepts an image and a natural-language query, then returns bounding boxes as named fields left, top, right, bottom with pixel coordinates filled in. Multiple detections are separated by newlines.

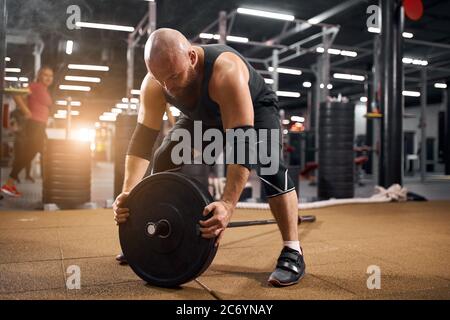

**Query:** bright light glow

left=122, top=97, right=139, bottom=103
left=68, top=64, right=109, bottom=71
left=199, top=33, right=249, bottom=43
left=402, top=57, right=413, bottom=64
left=368, top=27, right=414, bottom=38
left=402, top=90, right=421, bottom=97
left=54, top=114, right=67, bottom=119
left=23, top=83, right=29, bottom=87
left=333, top=73, right=365, bottom=81
left=74, top=128, right=95, bottom=143
left=5, top=68, right=21, bottom=73
left=131, top=89, right=141, bottom=95
left=59, top=84, right=91, bottom=92
left=19, top=77, right=28, bottom=82
left=268, top=66, right=302, bottom=75
left=65, top=75, right=101, bottom=83
left=57, top=110, right=80, bottom=116
left=340, top=50, right=358, bottom=57
left=316, top=47, right=357, bottom=57
left=282, top=119, right=290, bottom=125
left=264, top=78, right=274, bottom=84
left=291, top=116, right=305, bottom=122
left=66, top=40, right=73, bottom=55
left=283, top=129, right=289, bottom=135
left=169, top=106, right=181, bottom=116
left=402, top=32, right=414, bottom=38
left=307, top=18, right=320, bottom=25
left=99, top=115, right=117, bottom=122
left=360, top=97, right=368, bottom=103
left=56, top=100, right=81, bottom=106
left=111, top=108, right=122, bottom=114
left=226, top=35, right=249, bottom=43
left=5, top=77, right=18, bottom=81
left=76, top=21, right=134, bottom=32
left=116, top=103, right=137, bottom=109
left=434, top=83, right=447, bottom=89
left=320, top=83, right=325, bottom=89
left=5, top=57, right=11, bottom=62
left=163, top=113, right=168, bottom=121
left=403, top=57, right=428, bottom=66
left=237, top=7, right=295, bottom=21
left=327, top=84, right=333, bottom=90
left=327, top=48, right=341, bottom=55
left=276, top=91, right=301, bottom=98
left=303, top=81, right=312, bottom=88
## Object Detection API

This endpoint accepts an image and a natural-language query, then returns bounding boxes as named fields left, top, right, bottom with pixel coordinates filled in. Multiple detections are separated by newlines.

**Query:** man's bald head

left=143, top=28, right=201, bottom=99
left=144, top=28, right=192, bottom=72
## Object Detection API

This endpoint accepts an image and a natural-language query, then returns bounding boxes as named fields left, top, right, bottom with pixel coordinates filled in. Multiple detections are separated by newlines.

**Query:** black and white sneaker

left=268, top=246, right=305, bottom=287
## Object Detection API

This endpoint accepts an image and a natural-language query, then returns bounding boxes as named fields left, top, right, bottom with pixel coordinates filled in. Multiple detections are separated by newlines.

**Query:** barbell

left=119, top=172, right=315, bottom=288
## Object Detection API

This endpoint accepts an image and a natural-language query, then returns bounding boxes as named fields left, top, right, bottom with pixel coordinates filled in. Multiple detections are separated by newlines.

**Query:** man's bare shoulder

left=140, top=74, right=166, bottom=101
left=210, top=52, right=250, bottom=93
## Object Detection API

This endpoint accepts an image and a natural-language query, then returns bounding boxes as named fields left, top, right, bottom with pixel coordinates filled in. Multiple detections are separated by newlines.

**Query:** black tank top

left=164, top=44, right=278, bottom=127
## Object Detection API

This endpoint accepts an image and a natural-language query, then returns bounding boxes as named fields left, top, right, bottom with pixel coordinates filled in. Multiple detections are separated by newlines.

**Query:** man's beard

left=167, top=67, right=200, bottom=102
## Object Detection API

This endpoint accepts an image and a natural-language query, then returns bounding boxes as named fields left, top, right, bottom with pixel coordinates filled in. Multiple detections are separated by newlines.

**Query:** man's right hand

left=113, top=192, right=130, bottom=225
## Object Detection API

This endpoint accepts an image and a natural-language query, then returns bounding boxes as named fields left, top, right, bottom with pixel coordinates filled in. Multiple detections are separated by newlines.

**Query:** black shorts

left=152, top=105, right=296, bottom=198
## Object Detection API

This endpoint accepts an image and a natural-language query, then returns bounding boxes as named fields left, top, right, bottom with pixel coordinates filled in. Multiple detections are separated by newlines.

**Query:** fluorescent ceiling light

left=402, top=90, right=420, bottom=97
left=199, top=33, right=249, bottom=43
left=68, top=64, right=109, bottom=71
left=303, top=81, right=312, bottom=88
left=333, top=73, right=365, bottom=81
left=317, top=47, right=357, bottom=57
left=237, top=7, right=295, bottom=21
left=111, top=108, right=123, bottom=114
left=131, top=89, right=141, bottom=95
left=340, top=50, right=358, bottom=57
left=65, top=75, right=101, bottom=83
left=5, top=77, right=18, bottom=81
left=116, top=103, right=137, bottom=109
left=327, top=84, right=333, bottom=89
left=5, top=57, right=10, bottom=62
left=360, top=97, right=368, bottom=102
left=434, top=83, right=447, bottom=89
left=402, top=57, right=428, bottom=66
left=368, top=27, right=414, bottom=38
left=282, top=119, right=290, bottom=125
left=402, top=32, right=414, bottom=38
left=291, top=116, right=305, bottom=122
left=66, top=40, right=74, bottom=55
left=320, top=83, right=325, bottom=89
left=264, top=78, right=274, bottom=84
left=59, top=84, right=91, bottom=92
left=122, top=97, right=139, bottom=103
left=276, top=91, right=301, bottom=98
left=99, top=115, right=117, bottom=122
left=268, top=66, right=302, bottom=75
left=76, top=21, right=134, bottom=32
left=19, top=77, right=28, bottom=82
left=56, top=100, right=82, bottom=106
left=5, top=68, right=21, bottom=73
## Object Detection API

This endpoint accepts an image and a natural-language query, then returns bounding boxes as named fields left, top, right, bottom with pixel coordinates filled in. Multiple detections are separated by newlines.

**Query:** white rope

left=236, top=184, right=408, bottom=210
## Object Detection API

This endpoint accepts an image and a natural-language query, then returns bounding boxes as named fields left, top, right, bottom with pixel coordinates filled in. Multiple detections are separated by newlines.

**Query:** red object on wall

left=3, top=103, right=9, bottom=129
left=403, top=0, right=424, bottom=21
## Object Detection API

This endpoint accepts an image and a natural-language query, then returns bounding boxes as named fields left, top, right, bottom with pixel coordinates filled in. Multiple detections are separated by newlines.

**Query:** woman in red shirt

left=2, top=66, right=53, bottom=197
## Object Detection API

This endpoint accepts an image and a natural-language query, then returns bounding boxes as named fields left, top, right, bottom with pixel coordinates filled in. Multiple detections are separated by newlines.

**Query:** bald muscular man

left=113, top=28, right=305, bottom=287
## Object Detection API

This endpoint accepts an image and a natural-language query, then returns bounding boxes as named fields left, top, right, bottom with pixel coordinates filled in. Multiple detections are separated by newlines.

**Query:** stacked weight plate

left=318, top=102, right=355, bottom=199
left=43, top=139, right=91, bottom=208
left=114, top=114, right=138, bottom=199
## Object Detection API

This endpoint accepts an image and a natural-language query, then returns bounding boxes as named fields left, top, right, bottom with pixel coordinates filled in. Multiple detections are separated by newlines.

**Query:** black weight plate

left=43, top=167, right=91, bottom=176
left=119, top=172, right=217, bottom=288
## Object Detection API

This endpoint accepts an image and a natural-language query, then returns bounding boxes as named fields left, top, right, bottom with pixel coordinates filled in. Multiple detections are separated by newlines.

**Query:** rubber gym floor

left=0, top=201, right=449, bottom=300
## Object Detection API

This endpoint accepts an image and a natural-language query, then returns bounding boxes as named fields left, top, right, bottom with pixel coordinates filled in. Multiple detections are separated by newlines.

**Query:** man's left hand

left=199, top=200, right=234, bottom=246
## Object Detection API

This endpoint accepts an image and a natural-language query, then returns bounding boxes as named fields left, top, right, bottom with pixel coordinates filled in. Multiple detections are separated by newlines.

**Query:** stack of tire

left=114, top=114, right=138, bottom=199
left=318, top=101, right=355, bottom=199
left=43, top=139, right=91, bottom=208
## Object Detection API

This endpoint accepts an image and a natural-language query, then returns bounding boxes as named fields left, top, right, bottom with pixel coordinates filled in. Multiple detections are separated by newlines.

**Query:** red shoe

left=1, top=184, right=22, bottom=197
